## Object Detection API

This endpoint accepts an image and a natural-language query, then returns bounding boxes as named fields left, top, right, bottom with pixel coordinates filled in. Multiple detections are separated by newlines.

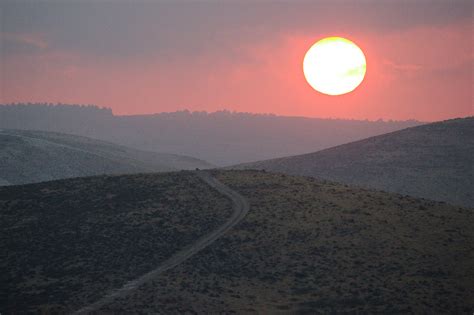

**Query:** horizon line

left=0, top=102, right=439, bottom=123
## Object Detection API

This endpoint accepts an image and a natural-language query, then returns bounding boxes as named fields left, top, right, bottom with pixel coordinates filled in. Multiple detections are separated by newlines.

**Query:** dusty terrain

left=1, top=170, right=472, bottom=314
left=73, top=171, right=248, bottom=314
left=0, top=172, right=232, bottom=313
left=234, top=117, right=474, bottom=208
left=99, top=170, right=474, bottom=314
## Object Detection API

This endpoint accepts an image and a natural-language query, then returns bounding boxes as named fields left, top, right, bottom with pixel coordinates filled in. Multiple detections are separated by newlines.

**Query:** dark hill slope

left=233, top=117, right=474, bottom=207
left=99, top=170, right=473, bottom=314
left=0, top=172, right=232, bottom=313
left=2, top=171, right=472, bottom=313
left=0, top=129, right=212, bottom=185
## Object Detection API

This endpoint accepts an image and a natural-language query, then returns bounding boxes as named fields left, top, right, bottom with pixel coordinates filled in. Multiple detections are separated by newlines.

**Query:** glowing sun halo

left=303, top=37, right=366, bottom=96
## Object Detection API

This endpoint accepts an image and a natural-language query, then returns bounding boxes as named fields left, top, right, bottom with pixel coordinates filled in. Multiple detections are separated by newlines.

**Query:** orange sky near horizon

left=1, top=2, right=472, bottom=121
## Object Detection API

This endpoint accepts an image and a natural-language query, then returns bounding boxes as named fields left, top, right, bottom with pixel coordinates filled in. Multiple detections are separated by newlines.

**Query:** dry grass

left=2, top=170, right=472, bottom=313
left=102, top=170, right=474, bottom=314
left=0, top=171, right=232, bottom=313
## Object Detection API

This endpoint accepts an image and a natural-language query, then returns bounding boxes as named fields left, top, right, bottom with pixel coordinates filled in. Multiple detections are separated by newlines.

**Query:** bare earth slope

left=99, top=170, right=474, bottom=314
left=0, top=129, right=213, bottom=185
left=233, top=117, right=474, bottom=207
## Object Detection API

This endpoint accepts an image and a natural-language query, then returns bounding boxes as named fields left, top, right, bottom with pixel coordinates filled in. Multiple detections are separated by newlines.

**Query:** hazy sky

left=1, top=1, right=472, bottom=121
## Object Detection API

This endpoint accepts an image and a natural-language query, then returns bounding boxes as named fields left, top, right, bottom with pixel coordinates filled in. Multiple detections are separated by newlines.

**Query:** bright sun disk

left=303, top=37, right=366, bottom=96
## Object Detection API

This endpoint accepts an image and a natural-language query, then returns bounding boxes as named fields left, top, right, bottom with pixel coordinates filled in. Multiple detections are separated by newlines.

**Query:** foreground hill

left=1, top=171, right=472, bottom=313
left=0, top=129, right=212, bottom=185
left=0, top=172, right=233, bottom=313
left=0, top=103, right=422, bottom=165
left=233, top=117, right=474, bottom=207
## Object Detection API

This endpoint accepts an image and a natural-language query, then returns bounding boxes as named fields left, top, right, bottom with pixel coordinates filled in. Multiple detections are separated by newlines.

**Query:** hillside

left=233, top=117, right=474, bottom=207
left=1, top=171, right=473, bottom=313
left=0, top=172, right=233, bottom=313
left=0, top=129, right=212, bottom=185
left=0, top=104, right=422, bottom=165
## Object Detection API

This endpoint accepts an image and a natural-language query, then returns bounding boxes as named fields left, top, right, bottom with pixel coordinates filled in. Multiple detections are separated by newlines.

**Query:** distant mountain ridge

left=233, top=117, right=474, bottom=208
left=0, top=103, right=422, bottom=165
left=0, top=129, right=212, bottom=185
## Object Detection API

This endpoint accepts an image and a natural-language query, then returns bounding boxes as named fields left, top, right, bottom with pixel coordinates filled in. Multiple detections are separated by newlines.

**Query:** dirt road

left=73, top=171, right=249, bottom=314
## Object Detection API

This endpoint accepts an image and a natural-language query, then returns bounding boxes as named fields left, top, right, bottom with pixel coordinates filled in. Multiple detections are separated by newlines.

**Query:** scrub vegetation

left=234, top=117, right=474, bottom=208
left=0, top=172, right=232, bottom=313
left=1, top=170, right=472, bottom=313
left=101, top=170, right=473, bottom=314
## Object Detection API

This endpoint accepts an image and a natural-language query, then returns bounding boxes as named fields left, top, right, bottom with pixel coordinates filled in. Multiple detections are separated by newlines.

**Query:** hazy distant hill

left=1, top=171, right=472, bottom=313
left=0, top=103, right=422, bottom=165
left=234, top=117, right=474, bottom=207
left=0, top=129, right=212, bottom=185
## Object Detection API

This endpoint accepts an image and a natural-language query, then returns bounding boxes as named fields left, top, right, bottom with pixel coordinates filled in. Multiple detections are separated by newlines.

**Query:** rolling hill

left=0, top=129, right=212, bottom=185
left=0, top=103, right=422, bottom=165
left=1, top=171, right=472, bottom=313
left=0, top=172, right=233, bottom=313
left=233, top=117, right=474, bottom=207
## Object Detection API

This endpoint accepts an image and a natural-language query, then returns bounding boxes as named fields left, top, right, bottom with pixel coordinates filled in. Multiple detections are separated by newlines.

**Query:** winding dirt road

left=73, top=171, right=249, bottom=314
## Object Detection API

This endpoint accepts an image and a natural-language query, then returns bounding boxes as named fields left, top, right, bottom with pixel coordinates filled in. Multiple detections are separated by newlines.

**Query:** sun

left=303, top=37, right=366, bottom=96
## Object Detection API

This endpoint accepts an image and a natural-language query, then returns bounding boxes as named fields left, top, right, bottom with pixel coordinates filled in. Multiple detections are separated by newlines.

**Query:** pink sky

left=1, top=2, right=472, bottom=121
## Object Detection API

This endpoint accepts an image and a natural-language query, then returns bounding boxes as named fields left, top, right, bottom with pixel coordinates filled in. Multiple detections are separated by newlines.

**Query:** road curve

left=73, top=171, right=249, bottom=314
